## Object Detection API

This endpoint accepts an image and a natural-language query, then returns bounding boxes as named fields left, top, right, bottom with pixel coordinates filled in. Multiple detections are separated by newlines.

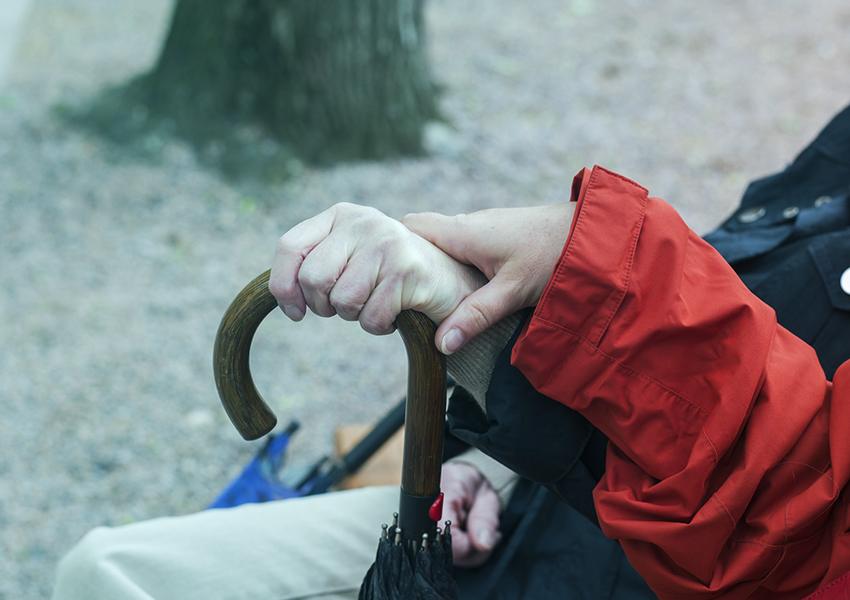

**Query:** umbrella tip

left=394, top=527, right=403, bottom=545
left=381, top=523, right=389, bottom=542
left=421, top=533, right=429, bottom=552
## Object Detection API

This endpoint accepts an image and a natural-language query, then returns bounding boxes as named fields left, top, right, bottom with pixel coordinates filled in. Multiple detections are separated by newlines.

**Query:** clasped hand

left=270, top=203, right=486, bottom=336
left=270, top=201, right=573, bottom=353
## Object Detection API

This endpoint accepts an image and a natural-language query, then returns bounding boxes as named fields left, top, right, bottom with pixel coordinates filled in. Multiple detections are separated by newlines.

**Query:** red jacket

left=512, top=166, right=850, bottom=599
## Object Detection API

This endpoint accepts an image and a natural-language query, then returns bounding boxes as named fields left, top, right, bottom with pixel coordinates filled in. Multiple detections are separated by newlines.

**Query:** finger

left=440, top=463, right=479, bottom=528
left=441, top=482, right=468, bottom=531
left=452, top=532, right=493, bottom=567
left=449, top=530, right=478, bottom=566
left=466, top=483, right=502, bottom=553
left=328, top=254, right=380, bottom=322
left=356, top=273, right=406, bottom=335
left=440, top=463, right=497, bottom=567
left=296, top=221, right=362, bottom=318
left=402, top=212, right=477, bottom=266
left=435, top=274, right=529, bottom=354
left=454, top=528, right=499, bottom=567
left=296, top=256, right=340, bottom=319
left=440, top=476, right=478, bottom=565
left=270, top=210, right=337, bottom=320
left=354, top=232, right=436, bottom=335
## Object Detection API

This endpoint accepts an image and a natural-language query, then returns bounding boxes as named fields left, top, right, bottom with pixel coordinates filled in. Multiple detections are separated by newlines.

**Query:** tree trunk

left=142, top=0, right=438, bottom=164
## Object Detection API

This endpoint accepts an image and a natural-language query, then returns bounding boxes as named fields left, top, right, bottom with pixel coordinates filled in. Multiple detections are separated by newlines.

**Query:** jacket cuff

left=526, top=165, right=648, bottom=347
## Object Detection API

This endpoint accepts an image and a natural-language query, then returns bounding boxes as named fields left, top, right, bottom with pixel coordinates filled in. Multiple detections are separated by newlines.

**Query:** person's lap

left=52, top=485, right=400, bottom=600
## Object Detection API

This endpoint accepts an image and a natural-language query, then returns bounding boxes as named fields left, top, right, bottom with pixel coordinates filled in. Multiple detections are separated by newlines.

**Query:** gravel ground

left=1, top=0, right=849, bottom=598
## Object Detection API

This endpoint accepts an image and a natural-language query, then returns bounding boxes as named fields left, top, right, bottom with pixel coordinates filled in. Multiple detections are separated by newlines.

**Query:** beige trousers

left=52, top=486, right=400, bottom=600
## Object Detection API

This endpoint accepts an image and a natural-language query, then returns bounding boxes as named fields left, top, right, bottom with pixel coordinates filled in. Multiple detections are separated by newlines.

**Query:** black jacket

left=704, top=102, right=850, bottom=379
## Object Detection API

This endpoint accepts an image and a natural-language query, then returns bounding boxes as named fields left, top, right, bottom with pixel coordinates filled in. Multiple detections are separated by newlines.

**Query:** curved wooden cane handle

left=213, top=272, right=447, bottom=502
left=213, top=270, right=279, bottom=440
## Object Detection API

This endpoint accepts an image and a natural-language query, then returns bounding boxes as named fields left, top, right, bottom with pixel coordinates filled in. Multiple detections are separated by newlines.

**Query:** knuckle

left=331, top=297, right=364, bottom=319
left=267, top=278, right=293, bottom=302
left=463, top=300, right=497, bottom=332
left=359, top=312, right=394, bottom=336
left=330, top=201, right=355, bottom=218
left=337, top=202, right=381, bottom=222
left=297, top=264, right=335, bottom=292
left=275, top=234, right=295, bottom=254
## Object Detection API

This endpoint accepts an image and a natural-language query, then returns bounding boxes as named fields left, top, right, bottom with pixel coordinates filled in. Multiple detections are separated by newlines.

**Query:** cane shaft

left=395, top=310, right=446, bottom=557
left=396, top=310, right=446, bottom=497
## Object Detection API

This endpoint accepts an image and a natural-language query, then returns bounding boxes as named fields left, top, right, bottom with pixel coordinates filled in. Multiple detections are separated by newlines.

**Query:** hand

left=269, top=203, right=487, bottom=335
left=402, top=204, right=575, bottom=354
left=441, top=462, right=502, bottom=568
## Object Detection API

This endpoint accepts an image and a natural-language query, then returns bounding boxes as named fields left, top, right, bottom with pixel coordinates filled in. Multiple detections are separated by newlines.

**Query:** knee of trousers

left=53, top=527, right=132, bottom=598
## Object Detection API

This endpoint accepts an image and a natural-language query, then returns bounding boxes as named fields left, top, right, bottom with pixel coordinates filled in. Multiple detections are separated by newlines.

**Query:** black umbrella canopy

left=359, top=519, right=458, bottom=600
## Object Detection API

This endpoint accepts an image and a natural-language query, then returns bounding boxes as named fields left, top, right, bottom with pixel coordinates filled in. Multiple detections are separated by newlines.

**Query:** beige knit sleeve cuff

left=445, top=312, right=524, bottom=413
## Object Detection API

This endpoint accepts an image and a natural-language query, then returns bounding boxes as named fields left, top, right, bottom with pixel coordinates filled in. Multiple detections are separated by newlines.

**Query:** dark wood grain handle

left=213, top=271, right=447, bottom=506
left=395, top=310, right=447, bottom=499
left=213, top=270, right=280, bottom=440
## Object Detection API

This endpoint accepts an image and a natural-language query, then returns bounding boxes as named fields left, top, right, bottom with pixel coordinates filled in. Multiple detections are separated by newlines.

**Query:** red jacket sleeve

left=512, top=166, right=850, bottom=599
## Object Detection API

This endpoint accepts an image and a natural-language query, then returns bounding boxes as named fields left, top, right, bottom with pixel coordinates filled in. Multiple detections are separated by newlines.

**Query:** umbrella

left=213, top=271, right=458, bottom=598
left=207, top=420, right=302, bottom=508
left=206, top=398, right=408, bottom=508
left=356, top=309, right=459, bottom=599
left=358, top=520, right=456, bottom=600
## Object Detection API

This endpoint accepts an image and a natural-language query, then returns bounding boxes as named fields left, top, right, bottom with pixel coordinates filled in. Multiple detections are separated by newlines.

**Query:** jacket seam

left=532, top=316, right=711, bottom=420
left=805, top=570, right=850, bottom=598
left=711, top=493, right=737, bottom=529
left=701, top=429, right=719, bottom=465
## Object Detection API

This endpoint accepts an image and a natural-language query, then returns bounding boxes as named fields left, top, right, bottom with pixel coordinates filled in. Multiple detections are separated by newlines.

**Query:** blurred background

left=0, top=0, right=849, bottom=597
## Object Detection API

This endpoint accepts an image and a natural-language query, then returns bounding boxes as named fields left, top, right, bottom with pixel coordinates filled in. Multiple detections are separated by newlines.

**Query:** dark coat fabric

left=704, top=102, right=850, bottom=380
left=450, top=102, right=850, bottom=600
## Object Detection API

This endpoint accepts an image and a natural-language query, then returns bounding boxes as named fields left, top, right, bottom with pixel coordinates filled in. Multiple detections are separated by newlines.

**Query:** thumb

left=436, top=274, right=527, bottom=355
left=465, top=484, right=502, bottom=552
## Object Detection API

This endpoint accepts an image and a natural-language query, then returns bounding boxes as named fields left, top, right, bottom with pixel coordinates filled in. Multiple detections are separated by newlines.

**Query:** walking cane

left=213, top=270, right=448, bottom=557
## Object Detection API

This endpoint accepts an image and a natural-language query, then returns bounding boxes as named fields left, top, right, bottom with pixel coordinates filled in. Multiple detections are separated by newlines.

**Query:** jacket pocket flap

left=809, top=233, right=850, bottom=312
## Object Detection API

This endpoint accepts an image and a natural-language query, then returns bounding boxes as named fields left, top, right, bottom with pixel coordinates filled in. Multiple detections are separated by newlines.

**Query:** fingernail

left=282, top=305, right=303, bottom=321
left=476, top=529, right=495, bottom=550
left=441, top=328, right=466, bottom=355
